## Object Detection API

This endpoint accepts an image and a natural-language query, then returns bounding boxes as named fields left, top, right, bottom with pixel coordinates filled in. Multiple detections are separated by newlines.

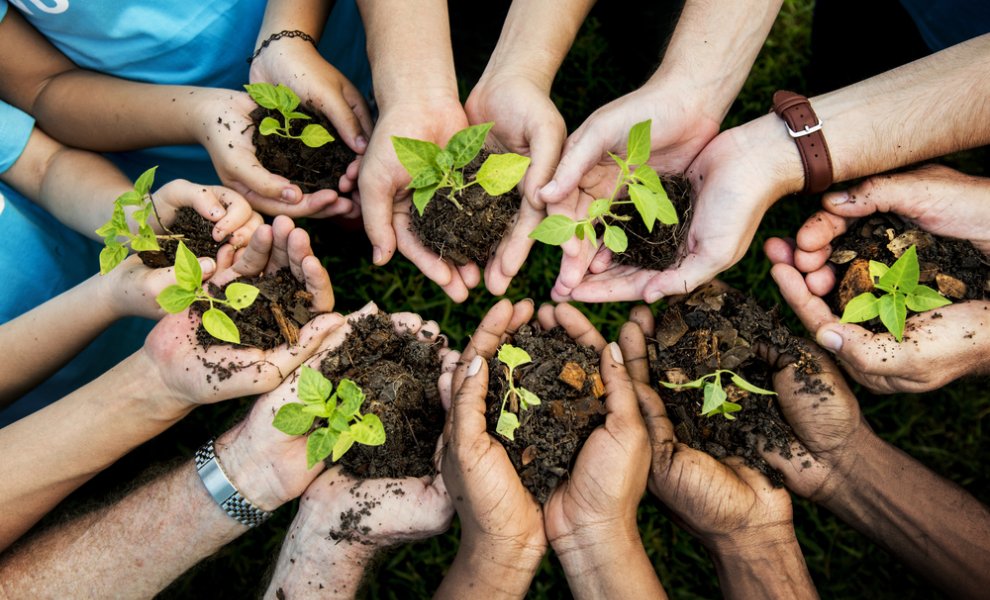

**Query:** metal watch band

left=771, top=90, right=834, bottom=195
left=194, top=439, right=273, bottom=528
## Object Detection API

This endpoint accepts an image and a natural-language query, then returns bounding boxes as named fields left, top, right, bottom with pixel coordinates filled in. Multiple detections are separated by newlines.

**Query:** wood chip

left=664, top=368, right=691, bottom=386
left=590, top=372, right=605, bottom=398
left=521, top=445, right=538, bottom=466
left=887, top=230, right=934, bottom=258
left=936, top=273, right=967, bottom=299
left=270, top=303, right=299, bottom=346
left=918, top=261, right=939, bottom=283
left=838, top=258, right=875, bottom=311
left=558, top=362, right=586, bottom=390
left=829, top=249, right=858, bottom=265
left=656, top=309, right=689, bottom=349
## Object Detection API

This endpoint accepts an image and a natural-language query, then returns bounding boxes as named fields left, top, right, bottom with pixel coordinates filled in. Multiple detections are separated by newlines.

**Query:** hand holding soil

left=100, top=252, right=216, bottom=320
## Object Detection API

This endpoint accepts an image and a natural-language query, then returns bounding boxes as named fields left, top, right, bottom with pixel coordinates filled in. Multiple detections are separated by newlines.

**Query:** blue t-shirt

left=899, top=0, right=990, bottom=51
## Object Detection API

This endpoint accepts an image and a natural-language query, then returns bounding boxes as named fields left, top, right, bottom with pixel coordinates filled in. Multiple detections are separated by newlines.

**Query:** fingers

left=319, top=82, right=371, bottom=154
left=628, top=305, right=656, bottom=337
left=721, top=456, right=775, bottom=494
left=794, top=210, right=852, bottom=255
left=451, top=356, right=490, bottom=443
left=642, top=252, right=722, bottom=303
left=146, top=257, right=217, bottom=298
left=600, top=342, right=642, bottom=427
left=485, top=204, right=540, bottom=296
left=302, top=255, right=334, bottom=313
left=357, top=156, right=399, bottom=265
left=267, top=215, right=295, bottom=273
left=521, top=120, right=565, bottom=209
left=769, top=263, right=839, bottom=335
left=633, top=381, right=675, bottom=477
left=618, top=321, right=650, bottom=384
left=763, top=237, right=796, bottom=267
left=540, top=121, right=610, bottom=205
left=245, top=189, right=344, bottom=219
left=541, top=303, right=607, bottom=352
left=214, top=223, right=274, bottom=285
left=453, top=299, right=534, bottom=393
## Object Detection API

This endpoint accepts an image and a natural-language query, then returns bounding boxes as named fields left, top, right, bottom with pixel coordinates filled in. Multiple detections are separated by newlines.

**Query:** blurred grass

left=53, top=0, right=989, bottom=597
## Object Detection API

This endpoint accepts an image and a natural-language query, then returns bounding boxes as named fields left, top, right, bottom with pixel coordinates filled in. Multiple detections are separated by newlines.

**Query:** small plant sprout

left=660, top=369, right=776, bottom=420
left=96, top=166, right=179, bottom=274
left=840, top=244, right=951, bottom=342
left=272, top=366, right=386, bottom=468
left=391, top=122, right=532, bottom=216
left=244, top=82, right=335, bottom=148
left=155, top=241, right=260, bottom=344
left=494, top=344, right=542, bottom=441
left=529, top=119, right=678, bottom=254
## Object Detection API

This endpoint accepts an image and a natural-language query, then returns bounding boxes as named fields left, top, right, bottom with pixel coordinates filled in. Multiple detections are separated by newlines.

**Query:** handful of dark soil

left=410, top=150, right=519, bottom=267
left=320, top=313, right=446, bottom=479
left=647, top=284, right=813, bottom=486
left=611, top=175, right=692, bottom=270
left=486, top=324, right=605, bottom=503
left=250, top=106, right=356, bottom=194
left=139, top=206, right=222, bottom=268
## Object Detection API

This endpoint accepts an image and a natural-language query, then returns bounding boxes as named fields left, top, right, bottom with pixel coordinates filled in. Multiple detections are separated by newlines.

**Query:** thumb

left=815, top=321, right=904, bottom=378
left=540, top=130, right=608, bottom=205
left=522, top=122, right=565, bottom=209
left=822, top=175, right=913, bottom=219
left=357, top=162, right=398, bottom=266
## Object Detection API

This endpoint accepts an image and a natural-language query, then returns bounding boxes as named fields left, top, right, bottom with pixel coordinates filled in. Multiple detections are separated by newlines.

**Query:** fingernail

left=541, top=180, right=558, bottom=197
left=281, top=188, right=298, bottom=203
left=467, top=355, right=483, bottom=377
left=828, top=191, right=850, bottom=206
left=198, top=257, right=216, bottom=272
left=817, top=329, right=843, bottom=352
left=645, top=289, right=663, bottom=304
left=355, top=135, right=368, bottom=150
left=609, top=342, right=623, bottom=364
left=372, top=246, right=384, bottom=265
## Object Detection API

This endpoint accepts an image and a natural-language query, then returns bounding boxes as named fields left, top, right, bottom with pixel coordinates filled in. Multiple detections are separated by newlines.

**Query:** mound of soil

left=647, top=284, right=816, bottom=486
left=826, top=214, right=990, bottom=332
left=486, top=324, right=605, bottom=503
left=195, top=268, right=314, bottom=350
left=319, top=313, right=445, bottom=479
left=410, top=151, right=519, bottom=267
left=250, top=106, right=357, bottom=194
left=611, top=175, right=692, bottom=270
left=139, top=206, right=222, bottom=268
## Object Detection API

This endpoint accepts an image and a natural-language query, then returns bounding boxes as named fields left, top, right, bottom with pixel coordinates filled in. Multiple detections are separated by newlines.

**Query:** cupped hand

left=153, top=178, right=262, bottom=251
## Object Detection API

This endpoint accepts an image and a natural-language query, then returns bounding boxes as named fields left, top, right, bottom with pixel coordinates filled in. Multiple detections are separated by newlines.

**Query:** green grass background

left=54, top=1, right=988, bottom=597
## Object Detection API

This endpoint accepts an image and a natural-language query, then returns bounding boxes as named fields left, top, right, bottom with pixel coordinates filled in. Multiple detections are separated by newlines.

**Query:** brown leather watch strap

left=772, top=90, right=834, bottom=194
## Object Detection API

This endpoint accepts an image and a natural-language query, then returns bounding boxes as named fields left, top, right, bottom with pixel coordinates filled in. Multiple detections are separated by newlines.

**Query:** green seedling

left=530, top=119, right=678, bottom=254
left=244, top=82, right=335, bottom=148
left=840, top=244, right=951, bottom=342
left=272, top=366, right=386, bottom=468
left=494, top=344, right=542, bottom=441
left=96, top=166, right=181, bottom=274
left=660, top=369, right=776, bottom=420
left=391, top=122, right=532, bottom=216
left=155, top=241, right=260, bottom=345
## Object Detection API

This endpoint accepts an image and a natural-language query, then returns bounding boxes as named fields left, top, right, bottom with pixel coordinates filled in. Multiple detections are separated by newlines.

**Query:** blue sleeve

left=0, top=100, right=35, bottom=175
left=0, top=2, right=7, bottom=22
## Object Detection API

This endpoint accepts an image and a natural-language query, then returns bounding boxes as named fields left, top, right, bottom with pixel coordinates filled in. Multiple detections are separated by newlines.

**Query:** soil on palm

left=410, top=151, right=519, bottom=267
left=320, top=313, right=445, bottom=479
left=486, top=324, right=605, bottom=503
left=647, top=283, right=818, bottom=486
left=139, top=206, right=221, bottom=268
left=826, top=213, right=990, bottom=332
left=250, top=106, right=356, bottom=194
left=612, top=175, right=692, bottom=270
left=195, top=268, right=314, bottom=350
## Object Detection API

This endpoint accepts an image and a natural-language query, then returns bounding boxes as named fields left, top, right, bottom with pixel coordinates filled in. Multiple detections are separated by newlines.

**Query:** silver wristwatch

left=194, top=439, right=273, bottom=528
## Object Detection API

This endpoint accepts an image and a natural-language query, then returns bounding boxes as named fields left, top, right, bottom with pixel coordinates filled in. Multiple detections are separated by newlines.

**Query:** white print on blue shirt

left=8, top=0, right=68, bottom=16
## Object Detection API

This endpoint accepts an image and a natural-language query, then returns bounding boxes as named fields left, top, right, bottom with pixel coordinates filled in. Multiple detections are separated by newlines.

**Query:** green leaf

left=391, top=136, right=442, bottom=179
left=133, top=166, right=158, bottom=198
left=659, top=377, right=706, bottom=390
left=905, top=285, right=952, bottom=313
left=301, top=403, right=333, bottom=418
left=608, top=152, right=630, bottom=178
left=173, top=241, right=202, bottom=291
left=99, top=243, right=128, bottom=275
left=286, top=111, right=311, bottom=121
left=633, top=164, right=663, bottom=193
left=272, top=403, right=316, bottom=436
left=202, top=307, right=240, bottom=344
left=878, top=245, right=920, bottom=294
left=729, top=373, right=776, bottom=395
left=225, top=282, right=260, bottom=310
left=408, top=168, right=440, bottom=190
left=495, top=410, right=520, bottom=441
left=653, top=185, right=678, bottom=226
left=627, top=119, right=652, bottom=165
left=587, top=198, right=611, bottom=220
left=130, top=224, right=160, bottom=252
left=156, top=285, right=197, bottom=314
left=95, top=221, right=119, bottom=240
left=259, top=116, right=281, bottom=136
left=274, top=84, right=301, bottom=113
left=840, top=293, right=881, bottom=323
left=529, top=214, right=577, bottom=246
left=116, top=190, right=145, bottom=208
left=603, top=225, right=628, bottom=253
left=350, top=414, right=386, bottom=446
left=331, top=430, right=356, bottom=462
left=412, top=184, right=439, bottom=216
left=299, top=124, right=334, bottom=148
left=328, top=412, right=350, bottom=432
left=436, top=150, right=455, bottom=172
left=721, top=401, right=742, bottom=418
left=517, top=387, right=541, bottom=408
left=701, top=382, right=728, bottom=416
left=583, top=222, right=599, bottom=247
left=243, top=82, right=281, bottom=110
left=306, top=427, right=337, bottom=468
left=498, top=344, right=532, bottom=369
left=868, top=260, right=889, bottom=282
left=628, top=183, right=659, bottom=232
left=878, top=293, right=907, bottom=342
left=298, top=365, right=332, bottom=405
left=476, top=153, right=531, bottom=196
left=445, top=122, right=493, bottom=168
left=336, top=379, right=366, bottom=417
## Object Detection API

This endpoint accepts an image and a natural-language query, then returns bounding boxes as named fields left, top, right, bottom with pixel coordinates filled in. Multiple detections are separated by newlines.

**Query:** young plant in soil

left=96, top=166, right=173, bottom=273
left=840, top=244, right=951, bottom=341
left=493, top=344, right=543, bottom=440
left=155, top=240, right=259, bottom=344
left=244, top=83, right=335, bottom=148
left=660, top=369, right=776, bottom=420
left=391, top=123, right=531, bottom=266
left=530, top=119, right=680, bottom=259
left=273, top=366, right=386, bottom=469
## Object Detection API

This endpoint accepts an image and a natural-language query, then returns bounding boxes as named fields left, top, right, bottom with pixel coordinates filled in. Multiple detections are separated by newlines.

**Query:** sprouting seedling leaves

left=154, top=240, right=260, bottom=344
left=271, top=366, right=386, bottom=468
left=530, top=119, right=679, bottom=254
left=494, top=343, right=542, bottom=440
left=391, top=122, right=531, bottom=216
left=660, top=369, right=775, bottom=420
left=244, top=82, right=335, bottom=148
left=840, top=244, right=951, bottom=342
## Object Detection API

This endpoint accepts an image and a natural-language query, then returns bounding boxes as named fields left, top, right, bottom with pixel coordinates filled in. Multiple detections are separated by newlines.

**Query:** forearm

left=554, top=533, right=667, bottom=600
left=0, top=461, right=244, bottom=598
left=256, top=0, right=331, bottom=42
left=435, top=535, right=545, bottom=599
left=822, top=432, right=990, bottom=598
left=708, top=530, right=818, bottom=600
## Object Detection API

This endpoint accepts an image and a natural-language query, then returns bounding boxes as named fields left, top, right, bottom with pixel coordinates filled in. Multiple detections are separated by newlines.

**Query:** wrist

left=213, top=425, right=292, bottom=512
left=706, top=521, right=800, bottom=558
left=447, top=532, right=546, bottom=596
left=552, top=522, right=643, bottom=577
left=124, top=348, right=197, bottom=423
left=724, top=113, right=806, bottom=204
left=815, top=423, right=886, bottom=511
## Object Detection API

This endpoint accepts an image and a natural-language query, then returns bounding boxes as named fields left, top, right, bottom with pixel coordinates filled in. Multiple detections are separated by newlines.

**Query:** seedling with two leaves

left=530, top=119, right=678, bottom=254
left=244, top=83, right=335, bottom=148
left=155, top=241, right=260, bottom=344
left=392, top=122, right=531, bottom=216
left=96, top=166, right=179, bottom=274
left=840, top=244, right=951, bottom=342
left=660, top=369, right=776, bottom=420
left=494, top=344, right=542, bottom=441
left=272, top=366, right=386, bottom=468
